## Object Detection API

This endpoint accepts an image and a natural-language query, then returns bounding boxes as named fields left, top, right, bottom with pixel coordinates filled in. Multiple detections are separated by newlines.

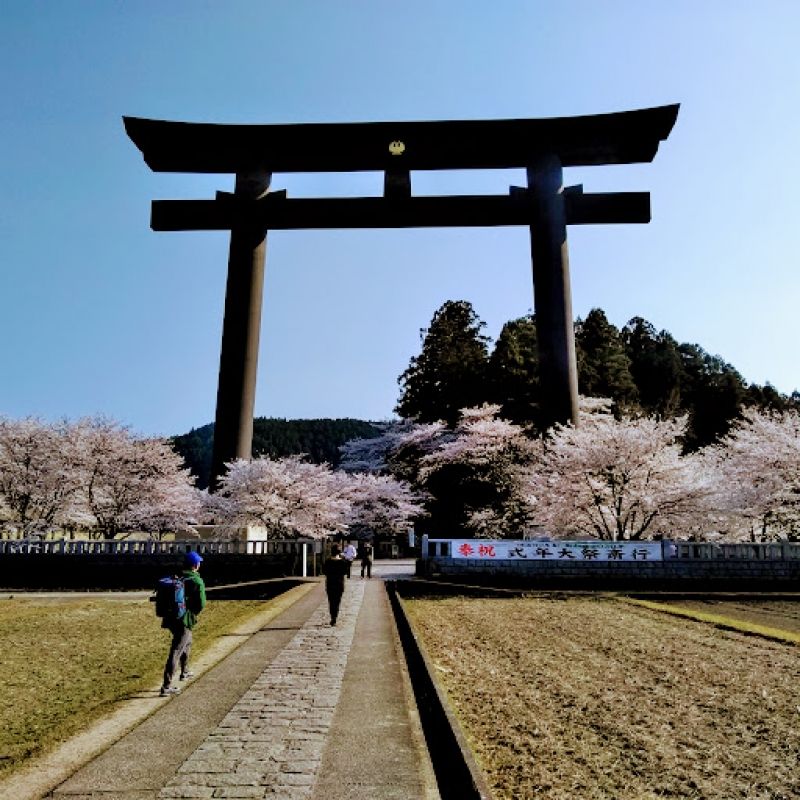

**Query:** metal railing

left=0, top=538, right=323, bottom=556
left=671, top=541, right=800, bottom=560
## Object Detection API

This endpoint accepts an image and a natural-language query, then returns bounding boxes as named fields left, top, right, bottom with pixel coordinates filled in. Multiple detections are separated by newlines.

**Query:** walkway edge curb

left=0, top=581, right=317, bottom=800
left=382, top=581, right=442, bottom=800
left=386, top=581, right=494, bottom=800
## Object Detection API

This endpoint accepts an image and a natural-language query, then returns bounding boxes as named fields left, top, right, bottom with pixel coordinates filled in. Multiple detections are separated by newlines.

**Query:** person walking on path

left=360, top=541, right=373, bottom=579
left=322, top=544, right=349, bottom=625
left=160, top=551, right=206, bottom=696
left=342, top=541, right=357, bottom=578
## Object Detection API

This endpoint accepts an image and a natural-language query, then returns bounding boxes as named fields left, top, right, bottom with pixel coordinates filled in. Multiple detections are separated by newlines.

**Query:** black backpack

left=155, top=575, right=187, bottom=621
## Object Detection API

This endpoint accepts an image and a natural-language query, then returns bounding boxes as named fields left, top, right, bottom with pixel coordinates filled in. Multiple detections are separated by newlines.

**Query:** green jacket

left=182, top=569, right=206, bottom=629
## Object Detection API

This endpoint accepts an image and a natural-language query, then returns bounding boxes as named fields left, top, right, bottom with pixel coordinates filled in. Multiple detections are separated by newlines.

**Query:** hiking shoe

left=179, top=671, right=195, bottom=681
left=160, top=686, right=180, bottom=696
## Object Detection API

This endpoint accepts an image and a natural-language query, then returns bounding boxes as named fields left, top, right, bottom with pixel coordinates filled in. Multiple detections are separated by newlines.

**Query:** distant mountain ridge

left=172, top=417, right=382, bottom=489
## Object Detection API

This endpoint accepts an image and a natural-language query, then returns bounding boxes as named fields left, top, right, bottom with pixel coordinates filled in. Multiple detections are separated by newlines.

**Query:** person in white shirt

left=342, top=542, right=357, bottom=578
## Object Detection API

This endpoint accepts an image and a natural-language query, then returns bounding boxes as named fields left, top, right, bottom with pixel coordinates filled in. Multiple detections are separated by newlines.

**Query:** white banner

left=449, top=540, right=662, bottom=562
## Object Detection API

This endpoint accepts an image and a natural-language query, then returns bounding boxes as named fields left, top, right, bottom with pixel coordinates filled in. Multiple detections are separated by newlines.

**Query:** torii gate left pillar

left=210, top=170, right=271, bottom=489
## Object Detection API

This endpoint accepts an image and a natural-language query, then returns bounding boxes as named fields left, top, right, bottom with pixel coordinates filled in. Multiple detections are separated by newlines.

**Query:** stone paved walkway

left=23, top=562, right=437, bottom=800
left=159, top=581, right=366, bottom=800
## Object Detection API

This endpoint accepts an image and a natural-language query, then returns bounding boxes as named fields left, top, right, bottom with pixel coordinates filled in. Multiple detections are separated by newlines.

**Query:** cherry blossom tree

left=339, top=420, right=445, bottom=477
left=338, top=422, right=409, bottom=474
left=344, top=472, right=424, bottom=536
left=0, top=417, right=85, bottom=537
left=126, top=479, right=202, bottom=540
left=414, top=405, right=541, bottom=538
left=0, top=494, right=11, bottom=531
left=76, top=418, right=199, bottom=539
left=0, top=416, right=198, bottom=539
left=523, top=402, right=711, bottom=540
left=340, top=407, right=544, bottom=538
left=418, top=405, right=538, bottom=476
left=215, top=455, right=352, bottom=539
left=704, top=409, right=800, bottom=540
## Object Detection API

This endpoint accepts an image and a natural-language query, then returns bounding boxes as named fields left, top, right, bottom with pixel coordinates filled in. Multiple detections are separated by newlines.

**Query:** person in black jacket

left=322, top=544, right=349, bottom=626
left=360, top=542, right=374, bottom=579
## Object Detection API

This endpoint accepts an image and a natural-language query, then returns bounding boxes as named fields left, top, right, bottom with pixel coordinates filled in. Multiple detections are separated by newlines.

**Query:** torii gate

left=124, top=104, right=679, bottom=488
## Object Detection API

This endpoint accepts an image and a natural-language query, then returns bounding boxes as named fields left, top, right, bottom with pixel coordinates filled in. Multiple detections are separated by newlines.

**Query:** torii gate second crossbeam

left=124, top=104, right=679, bottom=489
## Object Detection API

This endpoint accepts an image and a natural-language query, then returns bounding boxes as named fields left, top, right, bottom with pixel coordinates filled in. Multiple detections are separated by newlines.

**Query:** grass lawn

left=0, top=594, right=267, bottom=777
left=405, top=595, right=800, bottom=800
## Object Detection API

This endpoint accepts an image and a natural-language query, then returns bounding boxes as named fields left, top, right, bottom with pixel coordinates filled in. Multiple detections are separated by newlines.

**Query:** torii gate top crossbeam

left=124, top=104, right=679, bottom=174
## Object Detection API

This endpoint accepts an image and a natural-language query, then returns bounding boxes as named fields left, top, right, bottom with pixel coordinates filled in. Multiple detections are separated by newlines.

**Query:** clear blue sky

left=1, top=2, right=798, bottom=437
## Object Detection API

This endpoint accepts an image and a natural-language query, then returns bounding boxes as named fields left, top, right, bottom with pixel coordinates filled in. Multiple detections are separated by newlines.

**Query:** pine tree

left=395, top=300, right=490, bottom=426
left=621, top=317, right=683, bottom=417
left=745, top=383, right=788, bottom=413
left=679, top=344, right=746, bottom=450
left=575, top=309, right=638, bottom=406
left=488, top=315, right=540, bottom=426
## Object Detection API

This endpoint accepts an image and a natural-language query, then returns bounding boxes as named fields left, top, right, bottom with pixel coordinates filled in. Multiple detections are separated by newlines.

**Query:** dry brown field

left=664, top=599, right=800, bottom=635
left=404, top=596, right=800, bottom=800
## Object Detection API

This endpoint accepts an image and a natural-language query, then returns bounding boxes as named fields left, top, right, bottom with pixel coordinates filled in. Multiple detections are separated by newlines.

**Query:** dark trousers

left=327, top=588, right=344, bottom=623
left=361, top=559, right=372, bottom=578
left=163, top=623, right=192, bottom=688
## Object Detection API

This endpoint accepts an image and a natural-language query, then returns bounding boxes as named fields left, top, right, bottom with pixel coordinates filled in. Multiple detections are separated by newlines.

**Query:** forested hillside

left=396, top=302, right=798, bottom=448
left=172, top=418, right=381, bottom=488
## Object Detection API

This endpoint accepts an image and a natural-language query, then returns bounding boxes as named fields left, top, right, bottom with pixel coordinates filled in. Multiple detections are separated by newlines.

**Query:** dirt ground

left=404, top=596, right=800, bottom=800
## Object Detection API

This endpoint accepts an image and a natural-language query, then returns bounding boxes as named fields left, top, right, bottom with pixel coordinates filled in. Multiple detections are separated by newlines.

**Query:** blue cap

left=184, top=551, right=203, bottom=568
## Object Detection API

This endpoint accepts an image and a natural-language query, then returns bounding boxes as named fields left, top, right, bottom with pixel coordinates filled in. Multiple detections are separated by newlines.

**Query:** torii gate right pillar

left=528, top=154, right=580, bottom=428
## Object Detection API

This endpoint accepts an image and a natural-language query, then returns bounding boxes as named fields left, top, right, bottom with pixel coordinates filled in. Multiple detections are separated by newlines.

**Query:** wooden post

left=527, top=154, right=580, bottom=429
left=210, top=170, right=271, bottom=490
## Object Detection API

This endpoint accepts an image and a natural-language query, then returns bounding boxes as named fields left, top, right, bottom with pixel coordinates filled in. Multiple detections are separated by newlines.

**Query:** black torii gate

left=124, top=104, right=679, bottom=488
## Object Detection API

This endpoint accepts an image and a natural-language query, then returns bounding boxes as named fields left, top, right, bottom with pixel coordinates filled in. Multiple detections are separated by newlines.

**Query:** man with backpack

left=159, top=550, right=206, bottom=697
